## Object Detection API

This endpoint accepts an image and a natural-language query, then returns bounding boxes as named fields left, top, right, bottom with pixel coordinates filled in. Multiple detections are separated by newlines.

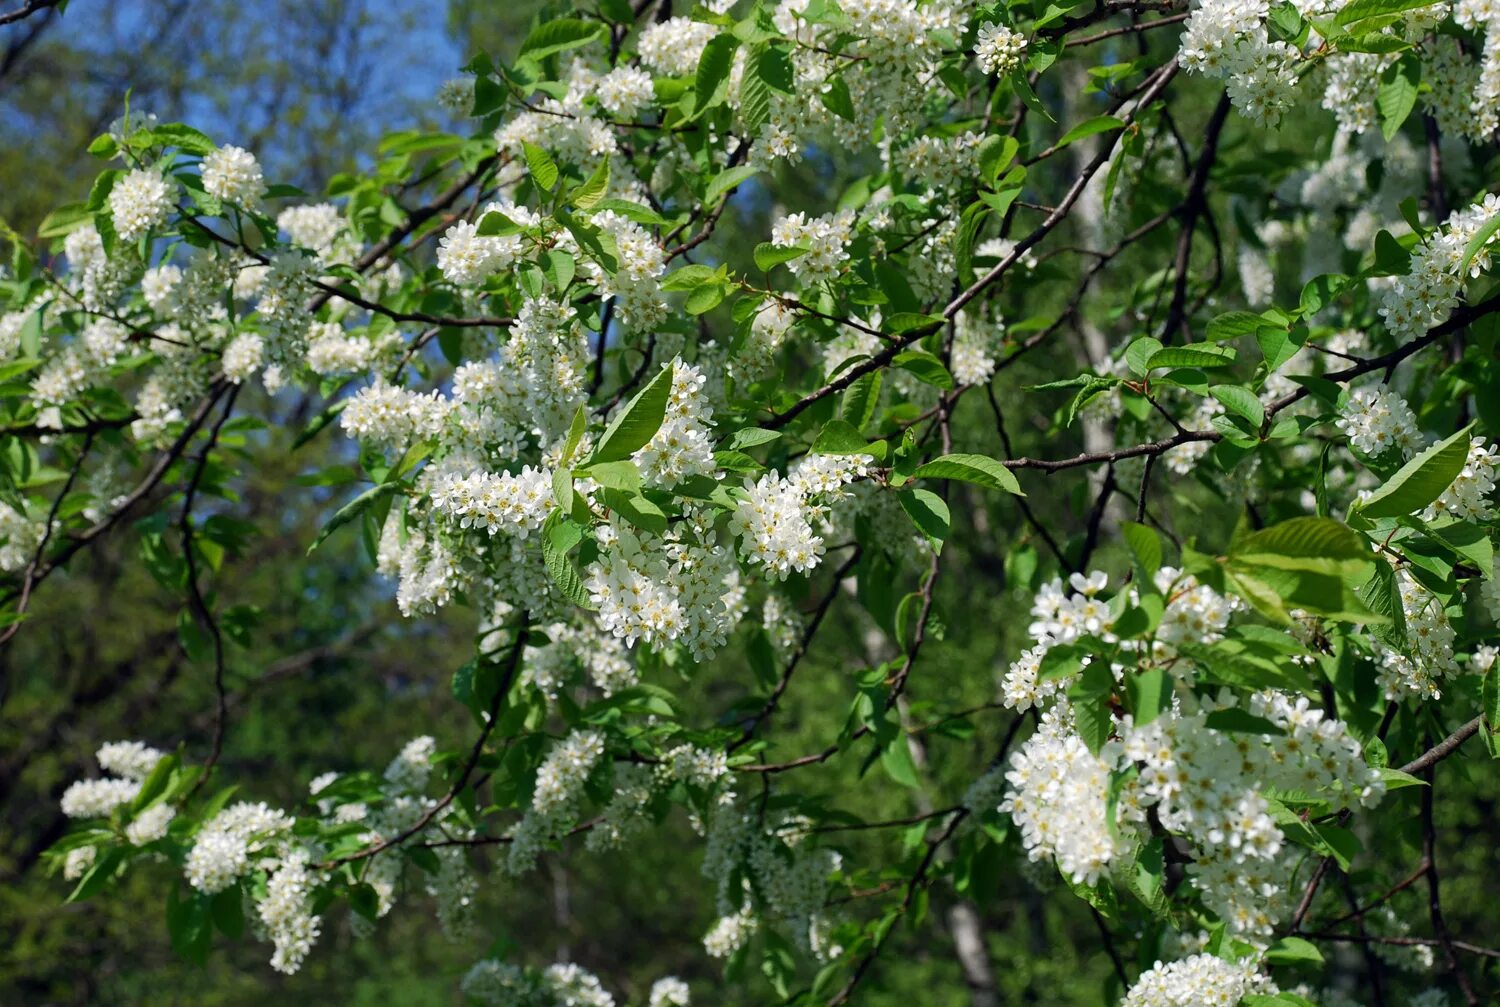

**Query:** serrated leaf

left=725, top=427, right=781, bottom=450
left=1122, top=520, right=1162, bottom=576
left=308, top=482, right=402, bottom=555
left=740, top=44, right=773, bottom=130
left=892, top=350, right=954, bottom=389
left=1461, top=206, right=1500, bottom=274
left=1125, top=336, right=1162, bottom=377
left=842, top=370, right=882, bottom=430
left=1055, top=114, right=1125, bottom=148
left=570, top=158, right=610, bottom=209
left=476, top=209, right=523, bottom=236
left=518, top=18, right=605, bottom=61
left=1377, top=54, right=1419, bottom=141
left=1230, top=517, right=1371, bottom=576
left=1354, top=424, right=1473, bottom=519
left=812, top=418, right=873, bottom=455
left=593, top=363, right=675, bottom=463
left=694, top=33, right=738, bottom=114
left=542, top=512, right=594, bottom=609
left=521, top=141, right=558, bottom=192
left=1265, top=936, right=1324, bottom=966
left=820, top=75, right=855, bottom=121
left=899, top=488, right=950, bottom=544
left=705, top=165, right=758, bottom=204
left=1206, top=311, right=1268, bottom=341
left=1146, top=345, right=1236, bottom=370
left=1336, top=0, right=1439, bottom=24
left=913, top=453, right=1023, bottom=496
left=1210, top=385, right=1265, bottom=428
left=753, top=243, right=809, bottom=271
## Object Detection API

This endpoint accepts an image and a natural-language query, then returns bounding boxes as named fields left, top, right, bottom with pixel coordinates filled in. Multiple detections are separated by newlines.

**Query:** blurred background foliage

left=0, top=2, right=1495, bottom=1005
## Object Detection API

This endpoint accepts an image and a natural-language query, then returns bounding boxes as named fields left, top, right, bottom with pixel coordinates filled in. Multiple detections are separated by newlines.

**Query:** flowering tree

left=7, top=0, right=1500, bottom=1003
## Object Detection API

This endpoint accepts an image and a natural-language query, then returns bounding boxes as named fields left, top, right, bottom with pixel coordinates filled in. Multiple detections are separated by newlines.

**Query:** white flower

left=126, top=803, right=175, bottom=845
left=60, top=778, right=140, bottom=818
left=257, top=849, right=321, bottom=974
left=96, top=740, right=165, bottom=780
left=201, top=144, right=264, bottom=205
left=1123, top=953, right=1271, bottom=1006
left=649, top=977, right=691, bottom=1007
left=1336, top=386, right=1423, bottom=460
left=109, top=169, right=174, bottom=242
left=975, top=22, right=1026, bottom=76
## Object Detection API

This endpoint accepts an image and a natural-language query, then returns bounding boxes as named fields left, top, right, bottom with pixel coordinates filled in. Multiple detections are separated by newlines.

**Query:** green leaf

left=588, top=198, right=668, bottom=227
left=739, top=44, right=773, bottom=131
left=684, top=281, right=727, bottom=315
left=661, top=264, right=716, bottom=291
left=570, top=158, right=610, bottom=209
left=1074, top=696, right=1112, bottom=754
left=1265, top=936, right=1324, bottom=966
left=68, top=846, right=124, bottom=904
left=1461, top=206, right=1500, bottom=275
left=1146, top=345, right=1236, bottom=370
left=518, top=18, right=605, bottom=61
left=1126, top=336, right=1162, bottom=376
left=977, top=135, right=1019, bottom=187
left=308, top=482, right=402, bottom=555
left=476, top=209, right=523, bottom=236
left=892, top=350, right=954, bottom=389
left=694, top=33, right=738, bottom=114
left=842, top=370, right=882, bottom=430
left=561, top=405, right=588, bottom=464
left=812, top=418, right=874, bottom=455
left=705, top=165, right=759, bottom=204
left=820, top=75, right=855, bottom=121
left=601, top=487, right=667, bottom=534
left=885, top=312, right=944, bottom=335
left=880, top=733, right=921, bottom=788
left=1055, top=114, right=1125, bottom=148
left=1336, top=0, right=1440, bottom=24
left=521, top=141, right=559, bottom=192
left=151, top=123, right=216, bottom=155
left=1124, top=667, right=1170, bottom=726
left=1373, top=228, right=1411, bottom=275
left=1354, top=424, right=1474, bottom=519
left=899, top=488, right=950, bottom=545
left=725, top=427, right=782, bottom=450
left=1377, top=54, right=1419, bottom=141
left=1210, top=385, right=1265, bottom=428
left=592, top=362, right=675, bottom=463
left=211, top=886, right=245, bottom=938
left=1205, top=311, right=1268, bottom=341
left=37, top=202, right=93, bottom=238
left=753, top=243, right=809, bottom=271
left=913, top=453, right=1024, bottom=496
left=542, top=512, right=595, bottom=609
left=1176, top=640, right=1319, bottom=694
left=1230, top=517, right=1372, bottom=577
left=1122, top=521, right=1162, bottom=577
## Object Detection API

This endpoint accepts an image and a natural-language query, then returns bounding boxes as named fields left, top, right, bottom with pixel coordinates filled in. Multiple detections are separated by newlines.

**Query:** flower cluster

left=1122, top=953, right=1271, bottom=1007
left=999, top=707, right=1121, bottom=885
left=508, top=730, right=606, bottom=875
left=429, top=465, right=553, bottom=537
left=201, top=144, right=264, bottom=205
left=975, top=22, right=1027, bottom=77
left=1379, top=194, right=1500, bottom=341
left=770, top=210, right=855, bottom=286
left=59, top=740, right=164, bottom=820
left=1337, top=385, right=1424, bottom=460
